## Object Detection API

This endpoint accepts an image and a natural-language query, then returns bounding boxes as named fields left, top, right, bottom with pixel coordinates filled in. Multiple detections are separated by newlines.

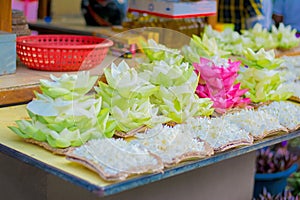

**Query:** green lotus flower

left=95, top=60, right=170, bottom=133
left=139, top=59, right=194, bottom=87
left=182, top=33, right=231, bottom=64
left=40, top=71, right=97, bottom=100
left=272, top=23, right=300, bottom=49
left=158, top=86, right=214, bottom=123
left=104, top=60, right=157, bottom=98
left=142, top=39, right=183, bottom=63
left=240, top=48, right=284, bottom=70
left=242, top=23, right=277, bottom=51
left=237, top=67, right=293, bottom=102
left=9, top=71, right=115, bottom=148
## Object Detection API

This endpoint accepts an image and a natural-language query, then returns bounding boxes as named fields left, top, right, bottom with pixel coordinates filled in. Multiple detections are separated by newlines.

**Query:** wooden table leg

left=0, top=0, right=12, bottom=32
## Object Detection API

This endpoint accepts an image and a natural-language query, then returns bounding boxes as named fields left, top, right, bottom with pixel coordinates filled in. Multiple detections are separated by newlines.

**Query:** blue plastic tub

left=253, top=163, right=298, bottom=198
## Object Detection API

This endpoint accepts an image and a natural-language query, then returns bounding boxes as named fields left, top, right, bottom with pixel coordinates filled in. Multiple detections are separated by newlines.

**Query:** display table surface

left=0, top=104, right=299, bottom=197
left=0, top=55, right=122, bottom=106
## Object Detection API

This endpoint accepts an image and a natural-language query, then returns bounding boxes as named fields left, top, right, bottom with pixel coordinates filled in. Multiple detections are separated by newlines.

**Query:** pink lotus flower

left=193, top=57, right=251, bottom=113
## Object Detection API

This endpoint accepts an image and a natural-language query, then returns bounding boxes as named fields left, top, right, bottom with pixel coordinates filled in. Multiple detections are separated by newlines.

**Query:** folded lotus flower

left=272, top=23, right=300, bottom=49
left=157, top=86, right=214, bottom=123
left=137, top=41, right=214, bottom=122
left=193, top=57, right=250, bottom=113
left=240, top=48, right=284, bottom=70
left=209, top=93, right=251, bottom=114
left=204, top=25, right=253, bottom=55
left=40, top=71, right=98, bottom=100
left=194, top=57, right=240, bottom=92
left=142, top=39, right=183, bottom=63
left=182, top=34, right=231, bottom=64
left=110, top=99, right=169, bottom=133
left=237, top=67, right=293, bottom=102
left=242, top=23, right=277, bottom=51
left=8, top=72, right=112, bottom=149
left=104, top=61, right=157, bottom=99
left=139, top=59, right=194, bottom=88
left=96, top=61, right=170, bottom=135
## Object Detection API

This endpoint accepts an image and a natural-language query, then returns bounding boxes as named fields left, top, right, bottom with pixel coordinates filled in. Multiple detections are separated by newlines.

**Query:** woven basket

left=16, top=34, right=113, bottom=71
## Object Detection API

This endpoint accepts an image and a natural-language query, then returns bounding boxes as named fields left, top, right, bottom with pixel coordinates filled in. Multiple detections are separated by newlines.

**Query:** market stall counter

left=1, top=26, right=300, bottom=199
left=1, top=100, right=299, bottom=199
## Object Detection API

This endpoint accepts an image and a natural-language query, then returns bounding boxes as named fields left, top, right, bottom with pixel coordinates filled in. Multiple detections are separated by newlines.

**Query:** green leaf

left=47, top=135, right=70, bottom=148
left=47, top=123, right=65, bottom=133
left=43, top=87, right=70, bottom=98
left=32, top=130, right=47, bottom=142
left=8, top=126, right=29, bottom=139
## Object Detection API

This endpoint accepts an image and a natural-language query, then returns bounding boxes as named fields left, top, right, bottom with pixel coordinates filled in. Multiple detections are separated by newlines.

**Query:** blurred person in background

left=218, top=0, right=263, bottom=33
left=272, top=0, right=300, bottom=34
left=261, top=0, right=273, bottom=30
left=81, top=0, right=127, bottom=26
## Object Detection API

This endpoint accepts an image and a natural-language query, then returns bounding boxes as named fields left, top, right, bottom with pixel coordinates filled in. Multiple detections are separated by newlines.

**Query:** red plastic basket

left=16, top=35, right=113, bottom=71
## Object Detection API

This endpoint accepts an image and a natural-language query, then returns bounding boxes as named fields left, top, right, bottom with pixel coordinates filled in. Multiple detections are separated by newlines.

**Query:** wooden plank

left=0, top=85, right=40, bottom=106
left=0, top=63, right=50, bottom=106
left=0, top=55, right=113, bottom=106
left=0, top=0, right=12, bottom=32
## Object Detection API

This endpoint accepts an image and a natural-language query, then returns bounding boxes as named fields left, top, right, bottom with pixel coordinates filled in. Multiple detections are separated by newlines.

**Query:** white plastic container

left=128, top=0, right=216, bottom=18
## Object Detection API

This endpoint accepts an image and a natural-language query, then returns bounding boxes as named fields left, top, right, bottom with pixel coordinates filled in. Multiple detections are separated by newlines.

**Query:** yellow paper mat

left=0, top=104, right=111, bottom=187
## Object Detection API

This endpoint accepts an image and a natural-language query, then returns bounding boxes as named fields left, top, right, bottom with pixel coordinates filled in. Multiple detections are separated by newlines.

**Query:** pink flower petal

left=193, top=57, right=251, bottom=113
